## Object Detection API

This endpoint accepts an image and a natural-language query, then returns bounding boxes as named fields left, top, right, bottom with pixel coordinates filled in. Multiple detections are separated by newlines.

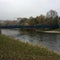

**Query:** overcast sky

left=0, top=0, right=60, bottom=20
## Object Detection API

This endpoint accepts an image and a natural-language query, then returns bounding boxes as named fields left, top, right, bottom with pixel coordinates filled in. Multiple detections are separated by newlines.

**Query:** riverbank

left=42, top=31, right=60, bottom=33
left=42, top=28, right=60, bottom=33
left=0, top=34, right=60, bottom=60
left=22, top=28, right=60, bottom=34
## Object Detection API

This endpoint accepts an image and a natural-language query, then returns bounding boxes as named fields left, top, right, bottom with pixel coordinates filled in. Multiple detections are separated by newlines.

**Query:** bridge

left=0, top=24, right=59, bottom=29
left=0, top=24, right=59, bottom=34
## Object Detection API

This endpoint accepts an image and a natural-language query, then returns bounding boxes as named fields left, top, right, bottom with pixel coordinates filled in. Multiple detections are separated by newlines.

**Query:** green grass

left=0, top=34, right=60, bottom=60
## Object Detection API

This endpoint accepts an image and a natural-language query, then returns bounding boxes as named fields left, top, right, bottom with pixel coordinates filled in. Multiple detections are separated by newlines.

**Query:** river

left=1, top=29, right=60, bottom=53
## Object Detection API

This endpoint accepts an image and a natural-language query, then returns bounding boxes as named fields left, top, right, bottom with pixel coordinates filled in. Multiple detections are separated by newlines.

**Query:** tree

left=29, top=16, right=38, bottom=25
left=19, top=18, right=28, bottom=25
left=36, top=15, right=46, bottom=25
left=46, top=10, right=58, bottom=18
left=46, top=10, right=58, bottom=26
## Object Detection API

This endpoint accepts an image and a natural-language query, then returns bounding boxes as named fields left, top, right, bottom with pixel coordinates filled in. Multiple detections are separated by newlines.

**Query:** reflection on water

left=1, top=29, right=60, bottom=52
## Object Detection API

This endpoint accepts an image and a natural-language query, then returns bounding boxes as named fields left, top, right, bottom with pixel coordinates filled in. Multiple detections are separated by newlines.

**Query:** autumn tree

left=36, top=15, right=46, bottom=25
left=29, top=16, right=37, bottom=25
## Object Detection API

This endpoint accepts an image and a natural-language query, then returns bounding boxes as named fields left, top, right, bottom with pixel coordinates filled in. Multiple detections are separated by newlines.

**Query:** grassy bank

left=0, top=35, right=60, bottom=60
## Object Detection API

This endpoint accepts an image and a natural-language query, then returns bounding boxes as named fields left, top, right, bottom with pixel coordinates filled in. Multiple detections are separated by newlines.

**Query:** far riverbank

left=41, top=31, right=60, bottom=33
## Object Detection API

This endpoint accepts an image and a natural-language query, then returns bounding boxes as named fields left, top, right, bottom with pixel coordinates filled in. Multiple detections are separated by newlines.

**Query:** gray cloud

left=0, top=0, right=60, bottom=20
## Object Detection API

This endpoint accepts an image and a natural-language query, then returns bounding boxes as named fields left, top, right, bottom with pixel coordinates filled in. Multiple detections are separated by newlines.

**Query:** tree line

left=19, top=10, right=60, bottom=31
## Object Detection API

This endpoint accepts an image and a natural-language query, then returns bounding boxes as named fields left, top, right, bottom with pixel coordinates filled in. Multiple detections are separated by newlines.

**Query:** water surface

left=2, top=29, right=60, bottom=53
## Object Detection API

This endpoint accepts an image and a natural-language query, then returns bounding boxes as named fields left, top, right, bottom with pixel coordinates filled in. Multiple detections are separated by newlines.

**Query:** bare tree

left=46, top=10, right=58, bottom=18
left=46, top=10, right=58, bottom=27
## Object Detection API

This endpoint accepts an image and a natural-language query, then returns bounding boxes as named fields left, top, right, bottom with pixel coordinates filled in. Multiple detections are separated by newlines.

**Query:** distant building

left=0, top=20, right=4, bottom=23
left=0, top=20, right=18, bottom=25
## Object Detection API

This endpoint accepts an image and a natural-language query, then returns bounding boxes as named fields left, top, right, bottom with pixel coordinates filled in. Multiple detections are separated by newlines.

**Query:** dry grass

left=0, top=34, right=60, bottom=60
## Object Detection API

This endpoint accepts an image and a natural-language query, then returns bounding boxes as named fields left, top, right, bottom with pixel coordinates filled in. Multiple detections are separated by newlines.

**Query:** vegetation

left=19, top=10, right=60, bottom=32
left=0, top=34, right=60, bottom=60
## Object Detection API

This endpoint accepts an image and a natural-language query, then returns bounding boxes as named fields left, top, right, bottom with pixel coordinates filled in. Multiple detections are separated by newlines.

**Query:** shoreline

left=41, top=31, right=60, bottom=33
